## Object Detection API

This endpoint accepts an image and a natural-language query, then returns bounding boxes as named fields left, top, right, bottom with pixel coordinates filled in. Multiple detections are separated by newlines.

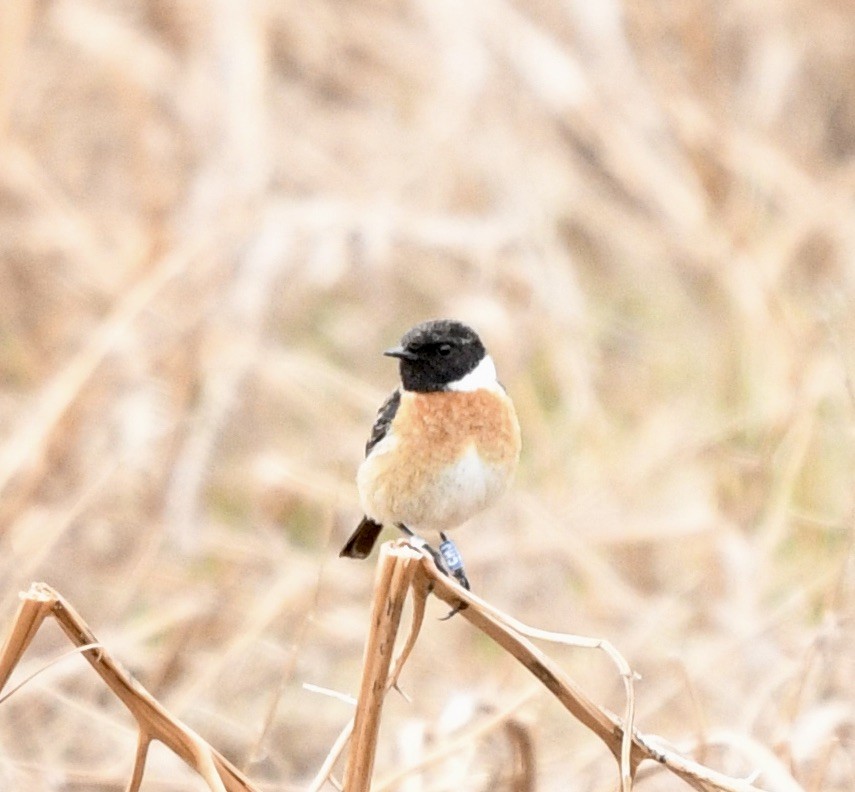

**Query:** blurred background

left=1, top=0, right=854, bottom=790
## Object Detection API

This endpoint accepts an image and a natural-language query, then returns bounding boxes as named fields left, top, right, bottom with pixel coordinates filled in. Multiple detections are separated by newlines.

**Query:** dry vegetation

left=1, top=0, right=855, bottom=789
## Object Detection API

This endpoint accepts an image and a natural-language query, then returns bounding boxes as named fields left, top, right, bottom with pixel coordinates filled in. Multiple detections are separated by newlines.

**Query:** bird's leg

left=436, top=532, right=470, bottom=620
left=437, top=533, right=470, bottom=591
left=396, top=525, right=469, bottom=620
left=396, top=525, right=470, bottom=590
left=395, top=524, right=445, bottom=569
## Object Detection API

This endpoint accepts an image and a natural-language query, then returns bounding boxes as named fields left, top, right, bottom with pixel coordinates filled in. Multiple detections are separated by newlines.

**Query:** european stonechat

left=340, top=319, right=521, bottom=584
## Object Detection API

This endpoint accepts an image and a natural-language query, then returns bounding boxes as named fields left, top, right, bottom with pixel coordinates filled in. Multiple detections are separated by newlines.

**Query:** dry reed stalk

left=342, top=544, right=421, bottom=792
left=331, top=542, right=798, bottom=792
left=0, top=583, right=260, bottom=792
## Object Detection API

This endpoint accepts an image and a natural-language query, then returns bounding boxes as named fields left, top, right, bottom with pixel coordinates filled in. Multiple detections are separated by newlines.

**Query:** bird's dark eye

left=438, top=344, right=452, bottom=356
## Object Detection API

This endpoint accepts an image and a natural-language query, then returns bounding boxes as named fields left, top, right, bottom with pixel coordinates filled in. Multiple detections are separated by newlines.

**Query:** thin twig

left=0, top=641, right=102, bottom=704
left=307, top=717, right=355, bottom=792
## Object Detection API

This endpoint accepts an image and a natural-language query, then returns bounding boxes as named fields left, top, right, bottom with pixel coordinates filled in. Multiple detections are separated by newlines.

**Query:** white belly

left=425, top=445, right=507, bottom=528
left=358, top=442, right=510, bottom=533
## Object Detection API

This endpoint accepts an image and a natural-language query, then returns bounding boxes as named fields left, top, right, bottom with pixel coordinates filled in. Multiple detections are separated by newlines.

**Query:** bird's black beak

left=384, top=345, right=418, bottom=361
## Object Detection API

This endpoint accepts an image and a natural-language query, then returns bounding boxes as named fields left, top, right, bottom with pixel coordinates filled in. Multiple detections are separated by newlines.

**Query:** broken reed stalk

left=342, top=545, right=420, bottom=791
left=0, top=583, right=259, bottom=792
left=339, top=541, right=773, bottom=792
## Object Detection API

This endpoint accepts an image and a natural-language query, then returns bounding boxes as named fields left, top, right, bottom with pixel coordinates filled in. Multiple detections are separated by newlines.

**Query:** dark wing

left=340, top=390, right=401, bottom=559
left=365, top=388, right=401, bottom=457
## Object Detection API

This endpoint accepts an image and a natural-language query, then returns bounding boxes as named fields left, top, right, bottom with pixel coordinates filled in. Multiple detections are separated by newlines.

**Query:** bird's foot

left=396, top=525, right=470, bottom=618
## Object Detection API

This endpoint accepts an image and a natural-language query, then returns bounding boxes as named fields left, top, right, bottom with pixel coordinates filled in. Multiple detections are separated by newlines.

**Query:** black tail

left=339, top=517, right=384, bottom=559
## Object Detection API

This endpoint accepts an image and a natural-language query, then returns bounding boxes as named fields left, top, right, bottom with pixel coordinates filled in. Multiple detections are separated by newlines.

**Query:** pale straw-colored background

left=0, top=1, right=854, bottom=790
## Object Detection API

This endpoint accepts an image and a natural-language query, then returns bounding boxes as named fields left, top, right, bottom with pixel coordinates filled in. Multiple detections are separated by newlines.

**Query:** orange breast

left=398, top=389, right=521, bottom=468
left=357, top=389, right=521, bottom=531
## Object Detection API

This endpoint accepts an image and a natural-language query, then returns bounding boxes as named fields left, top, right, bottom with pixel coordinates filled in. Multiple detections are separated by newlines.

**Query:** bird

left=339, top=319, right=521, bottom=583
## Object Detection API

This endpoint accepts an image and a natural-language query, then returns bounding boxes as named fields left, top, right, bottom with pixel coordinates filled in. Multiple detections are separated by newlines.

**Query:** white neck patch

left=447, top=354, right=501, bottom=392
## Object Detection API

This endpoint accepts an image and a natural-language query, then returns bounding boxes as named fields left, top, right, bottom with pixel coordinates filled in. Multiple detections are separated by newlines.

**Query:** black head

left=384, top=319, right=486, bottom=392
